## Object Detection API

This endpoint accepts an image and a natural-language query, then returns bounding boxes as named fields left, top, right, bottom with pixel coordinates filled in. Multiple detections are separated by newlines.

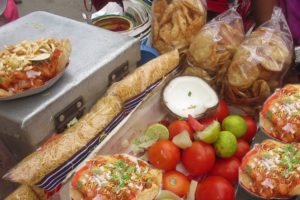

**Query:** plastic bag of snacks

left=152, top=0, right=207, bottom=54
left=225, top=7, right=293, bottom=115
left=187, top=7, right=244, bottom=91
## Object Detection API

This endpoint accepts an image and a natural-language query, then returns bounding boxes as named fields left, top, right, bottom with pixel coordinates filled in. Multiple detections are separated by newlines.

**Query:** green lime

left=214, top=131, right=237, bottom=158
left=222, top=115, right=247, bottom=138
left=145, top=123, right=169, bottom=140
left=195, top=120, right=220, bottom=144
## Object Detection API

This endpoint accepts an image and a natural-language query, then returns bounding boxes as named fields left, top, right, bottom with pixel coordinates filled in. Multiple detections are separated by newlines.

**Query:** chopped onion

left=26, top=70, right=41, bottom=78
left=187, top=180, right=198, bottom=200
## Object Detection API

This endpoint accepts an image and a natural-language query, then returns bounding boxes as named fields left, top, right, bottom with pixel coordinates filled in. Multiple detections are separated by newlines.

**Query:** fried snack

left=225, top=7, right=293, bottom=113
left=107, top=49, right=179, bottom=103
left=152, top=0, right=206, bottom=54
left=70, top=154, right=162, bottom=200
left=187, top=8, right=244, bottom=92
left=5, top=185, right=39, bottom=200
left=188, top=9, right=244, bottom=72
left=3, top=50, right=180, bottom=186
left=0, top=38, right=71, bottom=97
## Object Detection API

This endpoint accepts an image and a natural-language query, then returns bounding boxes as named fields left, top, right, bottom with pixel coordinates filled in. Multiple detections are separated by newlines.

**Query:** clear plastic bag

left=152, top=0, right=207, bottom=54
left=225, top=7, right=293, bottom=114
left=187, top=7, right=244, bottom=91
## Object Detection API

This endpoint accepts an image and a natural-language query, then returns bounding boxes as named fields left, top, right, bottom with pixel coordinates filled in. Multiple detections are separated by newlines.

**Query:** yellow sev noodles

left=4, top=185, right=40, bottom=200
left=3, top=49, right=179, bottom=186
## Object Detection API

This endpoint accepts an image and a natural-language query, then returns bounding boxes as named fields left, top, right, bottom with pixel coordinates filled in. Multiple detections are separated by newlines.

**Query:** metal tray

left=0, top=66, right=67, bottom=101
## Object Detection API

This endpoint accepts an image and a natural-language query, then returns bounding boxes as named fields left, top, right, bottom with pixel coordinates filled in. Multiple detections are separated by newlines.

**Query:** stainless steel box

left=0, top=11, right=141, bottom=161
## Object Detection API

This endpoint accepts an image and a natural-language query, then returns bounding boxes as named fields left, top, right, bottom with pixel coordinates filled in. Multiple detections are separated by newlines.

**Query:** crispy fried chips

left=187, top=8, right=244, bottom=91
left=225, top=7, right=293, bottom=113
left=152, top=0, right=206, bottom=54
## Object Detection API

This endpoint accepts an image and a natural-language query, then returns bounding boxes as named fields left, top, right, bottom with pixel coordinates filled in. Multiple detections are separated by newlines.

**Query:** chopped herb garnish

left=127, top=166, right=135, bottom=173
left=266, top=110, right=273, bottom=119
left=245, top=165, right=252, bottom=174
left=188, top=91, right=192, bottom=97
left=114, top=160, right=126, bottom=169
left=77, top=181, right=83, bottom=189
left=187, top=105, right=197, bottom=109
left=262, top=153, right=272, bottom=159
left=284, top=97, right=293, bottom=104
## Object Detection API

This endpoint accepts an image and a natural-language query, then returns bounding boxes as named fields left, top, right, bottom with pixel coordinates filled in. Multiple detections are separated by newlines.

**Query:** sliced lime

left=145, top=123, right=169, bottom=140
left=172, top=130, right=192, bottom=149
left=195, top=120, right=220, bottom=144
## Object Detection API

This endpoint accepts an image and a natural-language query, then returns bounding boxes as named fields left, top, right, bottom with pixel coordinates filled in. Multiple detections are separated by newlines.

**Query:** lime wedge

left=172, top=130, right=192, bottom=149
left=195, top=120, right=220, bottom=144
left=145, top=123, right=169, bottom=140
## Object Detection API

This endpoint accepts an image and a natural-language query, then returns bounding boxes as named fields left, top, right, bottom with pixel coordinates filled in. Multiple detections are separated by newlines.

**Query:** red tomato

left=199, top=117, right=215, bottom=128
left=182, top=141, right=215, bottom=176
left=13, top=71, right=27, bottom=80
left=163, top=170, right=190, bottom=197
left=148, top=140, right=180, bottom=171
left=209, top=157, right=240, bottom=185
left=168, top=120, right=193, bottom=139
left=187, top=114, right=205, bottom=132
left=240, top=116, right=257, bottom=143
left=212, top=99, right=229, bottom=122
left=32, top=79, right=44, bottom=88
left=234, top=139, right=250, bottom=161
left=196, top=176, right=235, bottom=200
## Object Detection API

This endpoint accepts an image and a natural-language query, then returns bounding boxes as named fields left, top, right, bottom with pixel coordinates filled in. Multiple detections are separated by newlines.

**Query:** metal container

left=0, top=11, right=140, bottom=162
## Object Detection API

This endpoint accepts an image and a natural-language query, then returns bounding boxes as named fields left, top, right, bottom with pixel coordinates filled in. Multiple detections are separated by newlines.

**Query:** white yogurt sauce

left=163, top=76, right=218, bottom=118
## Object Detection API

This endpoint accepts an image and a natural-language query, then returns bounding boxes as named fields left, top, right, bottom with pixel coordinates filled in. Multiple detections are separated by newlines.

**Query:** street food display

left=239, top=140, right=300, bottom=199
left=260, top=84, right=300, bottom=143
left=2, top=3, right=300, bottom=200
left=225, top=8, right=293, bottom=114
left=0, top=38, right=71, bottom=97
left=70, top=154, right=162, bottom=200
left=152, top=0, right=206, bottom=54
left=188, top=8, right=244, bottom=91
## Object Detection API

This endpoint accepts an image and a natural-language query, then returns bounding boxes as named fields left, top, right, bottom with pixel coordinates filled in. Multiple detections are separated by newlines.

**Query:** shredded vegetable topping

left=73, top=154, right=158, bottom=200
left=243, top=142, right=300, bottom=198
left=263, top=85, right=300, bottom=142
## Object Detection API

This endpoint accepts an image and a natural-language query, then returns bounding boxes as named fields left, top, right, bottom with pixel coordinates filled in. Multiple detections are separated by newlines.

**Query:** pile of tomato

left=147, top=100, right=257, bottom=200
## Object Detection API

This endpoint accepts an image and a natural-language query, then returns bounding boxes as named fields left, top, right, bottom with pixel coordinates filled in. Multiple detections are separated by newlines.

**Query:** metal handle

left=109, top=61, right=129, bottom=85
left=54, top=97, right=85, bottom=133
